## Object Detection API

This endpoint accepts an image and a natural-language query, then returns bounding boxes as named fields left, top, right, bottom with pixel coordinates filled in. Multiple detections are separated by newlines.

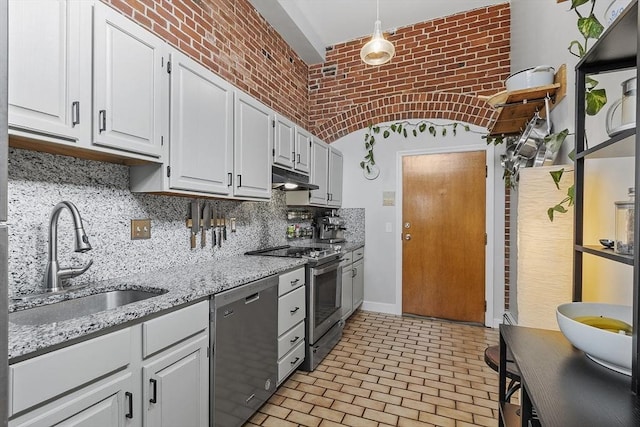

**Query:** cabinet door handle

left=290, top=336, right=300, bottom=344
left=291, top=151, right=295, bottom=163
left=290, top=306, right=300, bottom=314
left=327, top=193, right=330, bottom=202
left=125, top=391, right=133, bottom=419
left=297, top=153, right=301, bottom=163
left=98, top=110, right=106, bottom=133
left=71, top=101, right=80, bottom=126
left=352, top=268, right=357, bottom=277
left=149, top=379, right=157, bottom=404
left=227, top=173, right=232, bottom=187
left=237, top=174, right=242, bottom=187
left=291, top=278, right=300, bottom=286
left=290, top=356, right=300, bottom=366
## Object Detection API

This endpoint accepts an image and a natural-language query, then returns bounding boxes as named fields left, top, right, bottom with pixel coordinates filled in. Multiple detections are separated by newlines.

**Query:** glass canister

left=615, top=187, right=635, bottom=255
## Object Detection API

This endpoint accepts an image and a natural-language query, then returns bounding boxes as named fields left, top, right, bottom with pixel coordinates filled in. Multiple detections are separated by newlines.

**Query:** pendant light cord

left=376, top=0, right=380, bottom=21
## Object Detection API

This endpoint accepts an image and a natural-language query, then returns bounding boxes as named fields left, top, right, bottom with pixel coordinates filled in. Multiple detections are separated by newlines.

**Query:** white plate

left=607, top=122, right=635, bottom=137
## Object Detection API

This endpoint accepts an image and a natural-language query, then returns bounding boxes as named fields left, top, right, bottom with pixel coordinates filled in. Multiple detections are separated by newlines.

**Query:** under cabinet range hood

left=272, top=166, right=319, bottom=191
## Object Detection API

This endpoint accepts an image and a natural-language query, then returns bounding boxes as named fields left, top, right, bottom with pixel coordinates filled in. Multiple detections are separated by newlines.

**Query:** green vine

left=568, top=0, right=607, bottom=116
left=360, top=120, right=472, bottom=173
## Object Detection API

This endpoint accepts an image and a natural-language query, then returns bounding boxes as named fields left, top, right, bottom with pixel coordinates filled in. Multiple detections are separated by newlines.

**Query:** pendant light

left=360, top=0, right=395, bottom=66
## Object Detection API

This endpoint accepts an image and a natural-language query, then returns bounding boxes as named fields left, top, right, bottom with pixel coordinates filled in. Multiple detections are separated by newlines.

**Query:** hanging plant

left=360, top=120, right=473, bottom=175
left=568, top=0, right=607, bottom=116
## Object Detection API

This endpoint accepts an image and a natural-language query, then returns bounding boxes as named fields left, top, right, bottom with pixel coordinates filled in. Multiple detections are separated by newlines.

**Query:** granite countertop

left=342, top=241, right=365, bottom=252
left=8, top=256, right=307, bottom=361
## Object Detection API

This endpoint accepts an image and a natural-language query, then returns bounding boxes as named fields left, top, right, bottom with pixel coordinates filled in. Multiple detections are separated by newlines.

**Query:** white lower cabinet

left=8, top=300, right=209, bottom=427
left=142, top=334, right=208, bottom=427
left=277, top=267, right=306, bottom=385
left=340, top=247, right=365, bottom=321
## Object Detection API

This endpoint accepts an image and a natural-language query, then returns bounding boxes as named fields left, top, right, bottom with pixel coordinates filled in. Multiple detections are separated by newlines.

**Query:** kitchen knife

left=222, top=209, right=227, bottom=241
left=217, top=206, right=222, bottom=248
left=201, top=202, right=211, bottom=248
left=190, top=200, right=200, bottom=249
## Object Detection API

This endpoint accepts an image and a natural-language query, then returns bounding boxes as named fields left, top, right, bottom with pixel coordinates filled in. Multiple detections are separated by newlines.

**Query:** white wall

left=511, top=0, right=636, bottom=307
left=332, top=120, right=506, bottom=326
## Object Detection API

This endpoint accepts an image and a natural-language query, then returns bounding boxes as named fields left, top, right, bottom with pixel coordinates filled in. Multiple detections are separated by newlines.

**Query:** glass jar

left=615, top=187, right=635, bottom=255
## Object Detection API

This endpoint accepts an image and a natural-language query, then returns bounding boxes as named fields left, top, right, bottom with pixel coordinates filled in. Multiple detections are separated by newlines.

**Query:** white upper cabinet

left=294, top=127, right=311, bottom=174
left=309, top=138, right=329, bottom=205
left=328, top=147, right=343, bottom=207
left=233, top=92, right=273, bottom=199
left=273, top=115, right=296, bottom=170
left=168, top=50, right=233, bottom=195
left=93, top=1, right=168, bottom=158
left=8, top=0, right=92, bottom=142
left=273, top=115, right=311, bottom=175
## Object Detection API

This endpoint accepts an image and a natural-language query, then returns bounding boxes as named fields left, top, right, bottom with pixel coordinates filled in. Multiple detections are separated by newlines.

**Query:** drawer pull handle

left=291, top=278, right=300, bottom=286
left=290, top=306, right=300, bottom=314
left=290, top=356, right=300, bottom=366
left=71, top=101, right=80, bottom=126
left=150, top=379, right=157, bottom=404
left=125, top=391, right=133, bottom=419
left=290, top=336, right=300, bottom=344
left=246, top=292, right=260, bottom=304
left=98, top=109, right=106, bottom=133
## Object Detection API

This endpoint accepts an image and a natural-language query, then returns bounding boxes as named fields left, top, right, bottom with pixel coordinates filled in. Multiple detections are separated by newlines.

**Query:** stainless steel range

left=246, top=245, right=343, bottom=371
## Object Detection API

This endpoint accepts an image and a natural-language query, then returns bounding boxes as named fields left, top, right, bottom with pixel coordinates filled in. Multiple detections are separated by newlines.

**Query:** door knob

left=404, top=234, right=412, bottom=241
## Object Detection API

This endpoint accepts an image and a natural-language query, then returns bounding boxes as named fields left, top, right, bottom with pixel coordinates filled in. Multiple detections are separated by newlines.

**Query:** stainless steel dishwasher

left=210, top=275, right=278, bottom=427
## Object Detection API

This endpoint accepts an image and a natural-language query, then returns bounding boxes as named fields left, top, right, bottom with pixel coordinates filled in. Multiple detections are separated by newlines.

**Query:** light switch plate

left=131, top=219, right=151, bottom=240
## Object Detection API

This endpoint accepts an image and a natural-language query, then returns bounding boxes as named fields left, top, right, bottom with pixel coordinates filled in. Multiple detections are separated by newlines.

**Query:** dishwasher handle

left=245, top=292, right=260, bottom=304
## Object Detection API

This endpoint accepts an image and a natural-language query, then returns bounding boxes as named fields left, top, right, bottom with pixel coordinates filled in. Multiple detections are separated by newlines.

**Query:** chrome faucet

left=43, top=201, right=93, bottom=293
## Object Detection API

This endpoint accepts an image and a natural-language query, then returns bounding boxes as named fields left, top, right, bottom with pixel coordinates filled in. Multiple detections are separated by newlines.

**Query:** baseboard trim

left=360, top=301, right=399, bottom=315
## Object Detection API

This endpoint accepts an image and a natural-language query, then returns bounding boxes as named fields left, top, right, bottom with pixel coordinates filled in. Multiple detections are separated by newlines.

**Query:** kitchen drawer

left=353, top=247, right=364, bottom=262
left=277, top=340, right=305, bottom=385
left=143, top=300, right=208, bottom=358
left=278, top=267, right=305, bottom=296
left=341, top=251, right=353, bottom=264
left=9, top=328, right=131, bottom=416
left=277, top=321, right=305, bottom=359
left=278, top=286, right=305, bottom=336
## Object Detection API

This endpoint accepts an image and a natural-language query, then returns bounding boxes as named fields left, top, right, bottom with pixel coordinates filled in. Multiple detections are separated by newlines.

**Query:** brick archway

left=313, top=92, right=496, bottom=143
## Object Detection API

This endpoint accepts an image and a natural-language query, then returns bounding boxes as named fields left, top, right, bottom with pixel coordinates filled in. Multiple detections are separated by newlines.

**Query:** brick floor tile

left=435, top=405, right=473, bottom=422
left=310, top=406, right=346, bottom=423
left=397, top=417, right=436, bottom=427
left=359, top=380, right=391, bottom=394
left=456, top=401, right=494, bottom=418
left=342, top=414, right=379, bottom=426
left=259, top=403, right=291, bottom=419
left=280, top=397, right=314, bottom=414
left=401, top=397, right=436, bottom=413
left=351, top=372, right=382, bottom=384
left=324, top=389, right=356, bottom=404
left=352, top=395, right=386, bottom=411
left=340, top=384, right=372, bottom=398
left=378, top=376, right=409, bottom=389
left=302, top=393, right=335, bottom=408
left=314, top=378, right=344, bottom=391
left=330, top=400, right=366, bottom=417
left=370, top=390, right=402, bottom=405
left=298, top=382, right=328, bottom=396
left=286, top=410, right=323, bottom=427
left=363, top=407, right=399, bottom=425
left=384, top=403, right=420, bottom=420
left=276, top=386, right=305, bottom=400
left=262, top=416, right=298, bottom=427
left=318, top=420, right=349, bottom=427
left=418, top=411, right=456, bottom=427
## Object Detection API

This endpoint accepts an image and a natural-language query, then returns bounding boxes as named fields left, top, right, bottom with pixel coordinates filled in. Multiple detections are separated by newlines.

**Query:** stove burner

left=245, top=245, right=342, bottom=264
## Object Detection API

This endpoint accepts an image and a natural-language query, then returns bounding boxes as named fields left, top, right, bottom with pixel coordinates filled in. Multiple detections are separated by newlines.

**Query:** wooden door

left=402, top=151, right=486, bottom=324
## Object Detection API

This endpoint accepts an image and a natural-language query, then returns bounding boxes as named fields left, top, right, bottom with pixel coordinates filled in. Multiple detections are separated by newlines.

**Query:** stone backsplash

left=7, top=148, right=363, bottom=296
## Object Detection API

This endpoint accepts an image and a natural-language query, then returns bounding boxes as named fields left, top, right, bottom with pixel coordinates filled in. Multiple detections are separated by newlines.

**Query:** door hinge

left=166, top=165, right=171, bottom=177
left=484, top=301, right=487, bottom=312
left=207, top=347, right=210, bottom=358
left=272, top=120, right=275, bottom=128
left=272, top=148, right=275, bottom=157
left=485, top=165, right=488, bottom=178
left=161, top=135, right=164, bottom=146
left=485, top=233, right=487, bottom=245
left=167, top=61, right=171, bottom=74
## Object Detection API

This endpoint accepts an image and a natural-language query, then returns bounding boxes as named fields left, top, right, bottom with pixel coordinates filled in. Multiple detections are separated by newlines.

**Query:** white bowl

left=556, top=302, right=632, bottom=375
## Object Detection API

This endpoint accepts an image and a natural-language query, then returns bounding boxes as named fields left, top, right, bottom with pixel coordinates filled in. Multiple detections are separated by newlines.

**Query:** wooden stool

left=484, top=344, right=521, bottom=401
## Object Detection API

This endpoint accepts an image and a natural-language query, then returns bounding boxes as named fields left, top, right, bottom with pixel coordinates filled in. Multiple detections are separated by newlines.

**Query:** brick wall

left=308, top=4, right=510, bottom=142
left=102, top=0, right=310, bottom=127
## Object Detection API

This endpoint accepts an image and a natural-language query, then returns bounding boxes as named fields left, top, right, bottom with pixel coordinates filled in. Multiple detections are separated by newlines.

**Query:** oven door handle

left=312, top=261, right=341, bottom=276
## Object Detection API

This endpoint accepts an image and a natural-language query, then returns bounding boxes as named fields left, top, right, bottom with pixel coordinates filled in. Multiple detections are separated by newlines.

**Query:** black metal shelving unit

left=573, top=0, right=640, bottom=393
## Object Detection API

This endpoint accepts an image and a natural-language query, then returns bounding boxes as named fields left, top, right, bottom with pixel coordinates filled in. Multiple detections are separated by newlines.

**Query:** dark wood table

left=499, top=325, right=640, bottom=426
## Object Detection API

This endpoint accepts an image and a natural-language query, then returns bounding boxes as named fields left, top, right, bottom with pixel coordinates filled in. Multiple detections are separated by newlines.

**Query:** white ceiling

left=249, top=0, right=508, bottom=64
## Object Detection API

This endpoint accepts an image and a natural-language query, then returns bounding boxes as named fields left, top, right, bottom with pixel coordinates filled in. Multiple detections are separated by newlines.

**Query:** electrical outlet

left=131, top=219, right=151, bottom=240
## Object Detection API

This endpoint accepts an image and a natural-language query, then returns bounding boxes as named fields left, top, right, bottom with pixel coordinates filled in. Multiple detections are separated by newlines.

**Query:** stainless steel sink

left=9, top=289, right=168, bottom=325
